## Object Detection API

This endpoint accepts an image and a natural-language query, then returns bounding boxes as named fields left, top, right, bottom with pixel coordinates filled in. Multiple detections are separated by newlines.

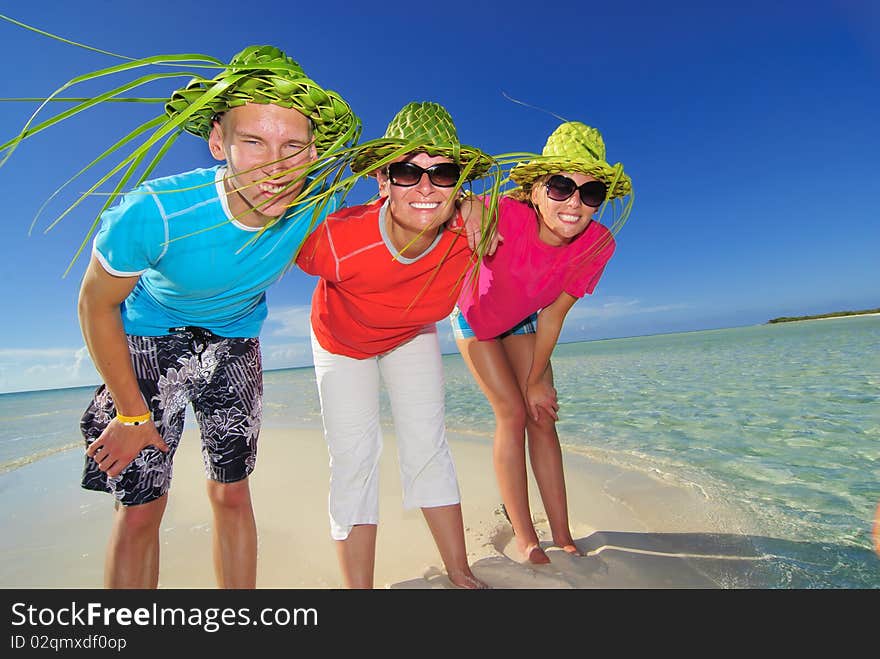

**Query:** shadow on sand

left=391, top=530, right=880, bottom=589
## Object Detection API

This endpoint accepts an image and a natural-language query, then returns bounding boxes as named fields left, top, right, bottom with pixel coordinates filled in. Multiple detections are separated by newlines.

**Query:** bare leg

left=104, top=494, right=168, bottom=588
left=311, top=330, right=384, bottom=589
left=335, top=524, right=377, bottom=589
left=206, top=478, right=257, bottom=588
left=456, top=337, right=549, bottom=564
left=502, top=335, right=579, bottom=554
left=422, top=503, right=488, bottom=588
left=527, top=410, right=580, bottom=554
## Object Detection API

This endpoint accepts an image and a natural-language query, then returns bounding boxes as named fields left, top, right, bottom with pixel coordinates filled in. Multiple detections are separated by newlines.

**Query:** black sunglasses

left=386, top=162, right=461, bottom=188
left=544, top=175, right=607, bottom=207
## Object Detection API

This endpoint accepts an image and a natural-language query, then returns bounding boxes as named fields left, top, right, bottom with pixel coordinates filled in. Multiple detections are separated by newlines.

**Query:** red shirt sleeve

left=296, top=221, right=338, bottom=281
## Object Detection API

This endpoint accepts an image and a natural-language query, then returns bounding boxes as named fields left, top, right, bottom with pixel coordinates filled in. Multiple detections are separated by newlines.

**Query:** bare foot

left=448, top=570, right=490, bottom=589
left=521, top=542, right=551, bottom=564
left=553, top=538, right=583, bottom=556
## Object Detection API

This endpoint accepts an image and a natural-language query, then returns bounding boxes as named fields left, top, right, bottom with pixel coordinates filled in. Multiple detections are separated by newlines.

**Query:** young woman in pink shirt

left=452, top=121, right=633, bottom=563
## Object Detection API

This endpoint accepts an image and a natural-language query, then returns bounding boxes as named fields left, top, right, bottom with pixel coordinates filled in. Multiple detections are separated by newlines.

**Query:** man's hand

left=86, top=420, right=169, bottom=478
left=524, top=380, right=559, bottom=423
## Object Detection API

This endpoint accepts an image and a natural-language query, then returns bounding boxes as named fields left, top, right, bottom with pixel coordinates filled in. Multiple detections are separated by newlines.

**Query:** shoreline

left=0, top=426, right=766, bottom=589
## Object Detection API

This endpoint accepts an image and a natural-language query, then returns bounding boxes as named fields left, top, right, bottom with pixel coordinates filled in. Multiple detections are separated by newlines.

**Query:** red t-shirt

left=297, top=198, right=473, bottom=358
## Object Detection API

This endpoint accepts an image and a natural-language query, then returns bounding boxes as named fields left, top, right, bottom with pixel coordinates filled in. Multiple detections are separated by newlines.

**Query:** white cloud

left=0, top=346, right=100, bottom=393
left=557, top=297, right=692, bottom=342
left=261, top=341, right=313, bottom=371
left=0, top=298, right=691, bottom=391
left=0, top=337, right=318, bottom=392
left=261, top=305, right=319, bottom=370
left=264, top=305, right=312, bottom=338
left=566, top=297, right=689, bottom=322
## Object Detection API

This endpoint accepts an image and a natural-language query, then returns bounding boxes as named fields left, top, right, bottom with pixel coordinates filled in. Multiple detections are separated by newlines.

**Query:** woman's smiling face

left=377, top=152, right=459, bottom=254
left=531, top=171, right=600, bottom=246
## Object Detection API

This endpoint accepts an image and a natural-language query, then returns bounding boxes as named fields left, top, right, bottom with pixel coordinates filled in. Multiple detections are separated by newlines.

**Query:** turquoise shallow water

left=445, top=316, right=880, bottom=588
left=2, top=315, right=878, bottom=587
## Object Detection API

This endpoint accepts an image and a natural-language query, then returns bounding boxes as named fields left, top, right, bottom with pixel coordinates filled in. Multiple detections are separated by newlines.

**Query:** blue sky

left=0, top=1, right=877, bottom=393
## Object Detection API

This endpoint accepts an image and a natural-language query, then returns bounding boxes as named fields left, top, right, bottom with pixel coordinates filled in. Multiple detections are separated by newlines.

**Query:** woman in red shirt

left=297, top=102, right=495, bottom=589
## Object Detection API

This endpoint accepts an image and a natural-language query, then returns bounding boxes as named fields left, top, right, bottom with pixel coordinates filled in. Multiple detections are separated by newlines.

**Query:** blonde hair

left=505, top=173, right=552, bottom=205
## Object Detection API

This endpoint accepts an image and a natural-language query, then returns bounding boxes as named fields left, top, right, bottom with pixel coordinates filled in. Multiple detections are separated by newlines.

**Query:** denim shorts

left=449, top=306, right=537, bottom=340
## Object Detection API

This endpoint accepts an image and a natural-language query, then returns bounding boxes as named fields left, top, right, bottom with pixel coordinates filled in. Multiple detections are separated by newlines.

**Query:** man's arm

left=524, top=292, right=579, bottom=422
left=79, top=255, right=168, bottom=477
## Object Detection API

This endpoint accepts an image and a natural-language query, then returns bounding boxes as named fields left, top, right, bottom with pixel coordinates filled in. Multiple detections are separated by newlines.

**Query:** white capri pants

left=310, top=325, right=461, bottom=540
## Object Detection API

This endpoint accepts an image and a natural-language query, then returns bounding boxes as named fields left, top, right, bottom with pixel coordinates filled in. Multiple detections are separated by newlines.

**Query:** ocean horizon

left=0, top=317, right=828, bottom=397
left=2, top=315, right=878, bottom=587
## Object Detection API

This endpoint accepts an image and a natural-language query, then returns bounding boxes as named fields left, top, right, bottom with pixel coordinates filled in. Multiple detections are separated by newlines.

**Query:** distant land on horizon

left=767, top=307, right=880, bottom=324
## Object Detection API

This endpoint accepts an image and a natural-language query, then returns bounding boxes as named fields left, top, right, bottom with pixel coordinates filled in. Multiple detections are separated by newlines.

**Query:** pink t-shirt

left=457, top=196, right=615, bottom=340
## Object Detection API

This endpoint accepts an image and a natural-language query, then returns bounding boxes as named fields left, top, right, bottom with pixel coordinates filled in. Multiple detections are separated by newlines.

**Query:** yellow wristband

left=116, top=411, right=152, bottom=426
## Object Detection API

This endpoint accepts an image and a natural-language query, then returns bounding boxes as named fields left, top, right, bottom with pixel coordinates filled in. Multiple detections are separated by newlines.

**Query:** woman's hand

left=524, top=379, right=559, bottom=422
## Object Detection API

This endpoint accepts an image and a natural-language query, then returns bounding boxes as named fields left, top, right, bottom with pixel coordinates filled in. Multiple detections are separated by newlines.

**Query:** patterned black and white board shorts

left=81, top=328, right=262, bottom=506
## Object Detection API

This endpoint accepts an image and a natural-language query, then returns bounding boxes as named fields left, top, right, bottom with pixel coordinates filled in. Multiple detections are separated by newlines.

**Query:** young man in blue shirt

left=72, top=46, right=358, bottom=588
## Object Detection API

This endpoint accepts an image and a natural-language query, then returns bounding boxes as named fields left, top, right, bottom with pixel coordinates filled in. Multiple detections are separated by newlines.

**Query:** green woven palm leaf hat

left=165, top=45, right=358, bottom=156
left=350, top=101, right=493, bottom=178
left=510, top=121, right=632, bottom=200
left=0, top=17, right=363, bottom=274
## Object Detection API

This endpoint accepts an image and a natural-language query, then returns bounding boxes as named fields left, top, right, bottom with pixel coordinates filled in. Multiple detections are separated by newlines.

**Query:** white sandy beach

left=0, top=426, right=764, bottom=589
left=811, top=312, right=880, bottom=321
left=777, top=312, right=880, bottom=323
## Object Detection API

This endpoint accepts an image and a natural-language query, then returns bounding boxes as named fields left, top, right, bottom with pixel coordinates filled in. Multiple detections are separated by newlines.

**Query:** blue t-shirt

left=92, top=165, right=336, bottom=338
